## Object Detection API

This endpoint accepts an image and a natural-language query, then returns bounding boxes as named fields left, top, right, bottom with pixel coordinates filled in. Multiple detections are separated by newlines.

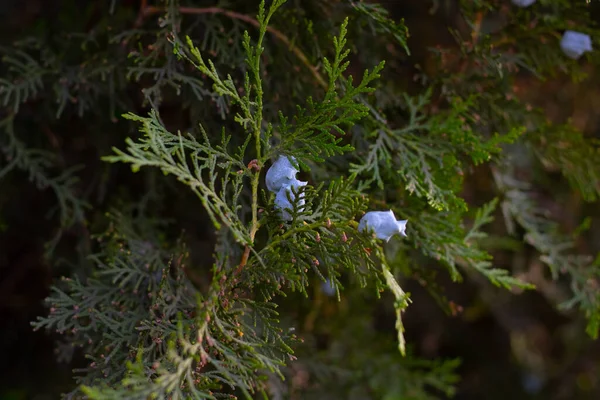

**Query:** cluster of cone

left=512, top=0, right=593, bottom=60
left=265, top=156, right=307, bottom=221
left=265, top=156, right=408, bottom=241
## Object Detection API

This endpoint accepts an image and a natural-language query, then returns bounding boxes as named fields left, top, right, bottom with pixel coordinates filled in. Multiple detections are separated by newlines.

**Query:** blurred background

left=1, top=1, right=600, bottom=399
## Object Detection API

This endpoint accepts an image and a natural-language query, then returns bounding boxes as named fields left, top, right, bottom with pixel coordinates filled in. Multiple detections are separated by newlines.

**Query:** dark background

left=2, top=1, right=600, bottom=399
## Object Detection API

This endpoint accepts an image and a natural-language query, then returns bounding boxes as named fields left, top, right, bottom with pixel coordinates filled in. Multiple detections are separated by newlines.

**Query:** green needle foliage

left=0, top=0, right=594, bottom=398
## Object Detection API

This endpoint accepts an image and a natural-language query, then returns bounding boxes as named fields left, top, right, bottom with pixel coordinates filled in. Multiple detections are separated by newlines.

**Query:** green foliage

left=450, top=0, right=600, bottom=338
left=350, top=90, right=521, bottom=211
left=45, top=1, right=412, bottom=396
left=349, top=0, right=410, bottom=55
left=274, top=18, right=384, bottom=161
left=0, top=115, right=88, bottom=250
left=494, top=164, right=600, bottom=338
left=287, top=315, right=461, bottom=399
left=34, top=210, right=294, bottom=399
left=0, top=0, right=595, bottom=398
left=0, top=45, right=45, bottom=113
left=529, top=121, right=600, bottom=202
left=104, top=110, right=251, bottom=243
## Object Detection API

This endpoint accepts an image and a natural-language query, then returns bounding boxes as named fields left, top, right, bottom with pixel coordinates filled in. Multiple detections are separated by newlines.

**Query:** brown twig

left=41, top=125, right=60, bottom=151
left=134, top=0, right=148, bottom=28
left=140, top=5, right=327, bottom=89
left=235, top=246, right=251, bottom=276
left=471, top=11, right=484, bottom=43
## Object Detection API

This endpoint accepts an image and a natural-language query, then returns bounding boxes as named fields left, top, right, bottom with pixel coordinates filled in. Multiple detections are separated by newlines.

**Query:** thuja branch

left=141, top=4, right=328, bottom=88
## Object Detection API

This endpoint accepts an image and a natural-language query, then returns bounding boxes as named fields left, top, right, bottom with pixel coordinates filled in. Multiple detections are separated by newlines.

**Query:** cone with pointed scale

left=265, top=155, right=299, bottom=193
left=274, top=178, right=308, bottom=221
left=358, top=210, right=408, bottom=242
left=560, top=30, right=593, bottom=60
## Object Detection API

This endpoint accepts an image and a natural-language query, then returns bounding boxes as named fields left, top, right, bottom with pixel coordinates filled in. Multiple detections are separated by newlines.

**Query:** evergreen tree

left=1, top=0, right=599, bottom=398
